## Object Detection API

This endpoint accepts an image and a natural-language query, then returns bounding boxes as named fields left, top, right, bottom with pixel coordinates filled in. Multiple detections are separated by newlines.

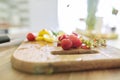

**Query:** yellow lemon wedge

left=43, top=34, right=54, bottom=43
left=38, top=29, right=51, bottom=36
left=35, top=36, right=44, bottom=41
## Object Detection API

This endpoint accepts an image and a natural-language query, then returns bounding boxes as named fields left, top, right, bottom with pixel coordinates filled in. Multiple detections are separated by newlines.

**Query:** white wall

left=58, top=0, right=87, bottom=33
left=29, top=0, right=59, bottom=31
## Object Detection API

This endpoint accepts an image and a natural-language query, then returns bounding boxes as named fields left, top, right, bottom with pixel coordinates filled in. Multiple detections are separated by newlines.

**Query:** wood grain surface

left=1, top=45, right=120, bottom=80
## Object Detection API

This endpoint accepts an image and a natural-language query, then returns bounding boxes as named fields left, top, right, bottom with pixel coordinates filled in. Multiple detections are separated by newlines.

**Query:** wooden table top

left=0, top=37, right=120, bottom=80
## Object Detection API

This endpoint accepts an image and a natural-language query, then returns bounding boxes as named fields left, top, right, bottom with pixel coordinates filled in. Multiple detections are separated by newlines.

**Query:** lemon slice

left=38, top=29, right=51, bottom=36
left=35, top=36, right=44, bottom=41
left=43, top=34, right=54, bottom=43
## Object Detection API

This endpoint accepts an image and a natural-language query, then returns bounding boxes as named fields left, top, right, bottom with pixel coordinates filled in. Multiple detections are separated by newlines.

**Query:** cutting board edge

left=11, top=54, right=120, bottom=74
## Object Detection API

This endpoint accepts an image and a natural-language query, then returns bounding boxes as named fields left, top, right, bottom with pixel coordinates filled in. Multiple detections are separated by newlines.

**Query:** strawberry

left=61, top=39, right=72, bottom=50
left=58, top=34, right=69, bottom=41
left=69, top=34, right=82, bottom=48
left=57, top=41, right=61, bottom=46
left=81, top=44, right=90, bottom=49
left=27, top=33, right=36, bottom=41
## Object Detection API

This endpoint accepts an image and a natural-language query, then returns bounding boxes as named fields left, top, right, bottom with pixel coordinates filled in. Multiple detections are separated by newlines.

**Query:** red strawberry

left=57, top=41, right=61, bottom=46
left=61, top=39, right=72, bottom=50
left=69, top=34, right=82, bottom=48
left=58, top=34, right=69, bottom=41
left=27, top=33, right=36, bottom=41
left=81, top=44, right=90, bottom=49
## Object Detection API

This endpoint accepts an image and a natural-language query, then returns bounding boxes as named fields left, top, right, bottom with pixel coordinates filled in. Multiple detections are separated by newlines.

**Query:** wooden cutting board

left=11, top=41, right=120, bottom=74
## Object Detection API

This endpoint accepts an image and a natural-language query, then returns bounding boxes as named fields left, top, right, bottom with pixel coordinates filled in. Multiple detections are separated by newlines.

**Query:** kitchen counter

left=0, top=35, right=120, bottom=80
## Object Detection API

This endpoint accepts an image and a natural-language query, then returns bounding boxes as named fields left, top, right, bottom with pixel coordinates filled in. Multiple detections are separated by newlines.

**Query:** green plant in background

left=86, top=0, right=99, bottom=31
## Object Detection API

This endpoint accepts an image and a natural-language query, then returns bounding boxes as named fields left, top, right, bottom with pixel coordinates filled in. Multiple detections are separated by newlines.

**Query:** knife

left=0, top=35, right=10, bottom=44
left=0, top=33, right=26, bottom=47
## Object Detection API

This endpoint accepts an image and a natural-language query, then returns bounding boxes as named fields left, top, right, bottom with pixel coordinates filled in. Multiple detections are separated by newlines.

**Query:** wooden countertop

left=0, top=36, right=120, bottom=80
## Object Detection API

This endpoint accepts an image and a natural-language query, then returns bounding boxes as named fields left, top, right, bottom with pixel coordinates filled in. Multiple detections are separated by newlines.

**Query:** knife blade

left=0, top=35, right=10, bottom=44
left=0, top=33, right=26, bottom=47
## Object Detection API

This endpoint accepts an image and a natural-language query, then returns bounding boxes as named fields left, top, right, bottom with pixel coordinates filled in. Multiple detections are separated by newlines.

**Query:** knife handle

left=0, top=35, right=10, bottom=44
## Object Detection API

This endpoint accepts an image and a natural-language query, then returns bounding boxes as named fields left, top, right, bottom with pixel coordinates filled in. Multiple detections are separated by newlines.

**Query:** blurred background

left=0, top=0, right=120, bottom=36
